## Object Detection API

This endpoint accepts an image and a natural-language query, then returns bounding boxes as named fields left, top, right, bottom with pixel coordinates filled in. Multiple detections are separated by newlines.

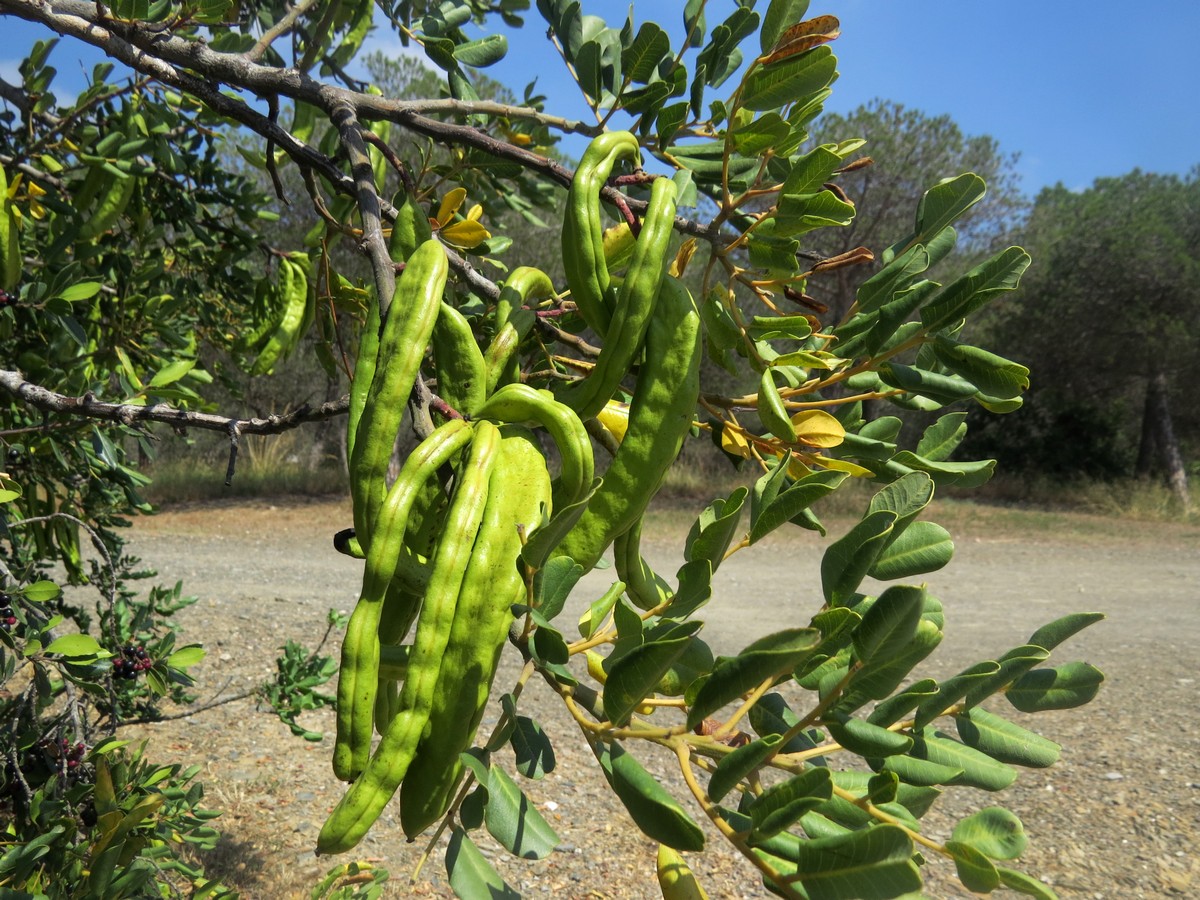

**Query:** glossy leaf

left=920, top=246, right=1032, bottom=333
left=868, top=521, right=953, bottom=581
left=820, top=511, right=896, bottom=604
left=997, top=867, right=1059, bottom=899
left=748, top=767, right=832, bottom=839
left=603, top=626, right=700, bottom=726
left=751, top=470, right=846, bottom=544
left=742, top=46, right=837, bottom=111
left=485, top=766, right=559, bottom=859
left=749, top=693, right=825, bottom=756
left=962, top=645, right=1051, bottom=708
left=852, top=585, right=926, bottom=669
left=888, top=174, right=986, bottom=260
left=1006, top=662, right=1105, bottom=712
left=453, top=35, right=509, bottom=67
left=761, top=824, right=920, bottom=900
left=760, top=0, right=812, bottom=53
left=865, top=678, right=938, bottom=727
left=825, top=716, right=913, bottom=757
left=954, top=708, right=1061, bottom=768
left=510, top=715, right=556, bottom=779
left=685, top=487, right=747, bottom=573
left=947, top=840, right=1001, bottom=892
left=932, top=337, right=1030, bottom=399
left=445, top=827, right=519, bottom=899
left=621, top=22, right=669, bottom=83
left=707, top=735, right=782, bottom=802
left=1026, top=612, right=1106, bottom=652
left=916, top=412, right=968, bottom=461
left=532, top=556, right=584, bottom=620
left=686, top=629, right=821, bottom=729
left=912, top=660, right=1001, bottom=729
left=44, top=633, right=102, bottom=657
left=910, top=731, right=1018, bottom=791
left=880, top=754, right=965, bottom=787
left=594, top=741, right=705, bottom=851
left=952, top=806, right=1029, bottom=860
left=842, top=619, right=943, bottom=708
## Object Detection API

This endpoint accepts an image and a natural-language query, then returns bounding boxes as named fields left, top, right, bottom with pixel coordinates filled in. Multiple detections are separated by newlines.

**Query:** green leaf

left=58, top=281, right=103, bottom=302
left=954, top=708, right=1060, bottom=768
left=603, top=626, right=700, bottom=726
left=857, top=241, right=932, bottom=313
left=732, top=112, right=791, bottom=156
left=44, top=633, right=102, bottom=657
left=916, top=413, right=968, bottom=461
left=621, top=22, right=669, bottom=83
left=749, top=693, right=824, bottom=755
left=962, top=645, right=1050, bottom=708
left=1006, top=662, right=1104, bottom=712
left=866, top=678, right=938, bottom=727
left=997, top=867, right=1059, bottom=899
left=778, top=152, right=839, bottom=206
left=685, top=487, right=747, bottom=574
left=742, top=46, right=837, bottom=111
left=920, top=246, right=1032, bottom=333
left=748, top=767, right=832, bottom=839
left=751, top=471, right=847, bottom=545
left=166, top=645, right=205, bottom=669
left=843, top=618, right=942, bottom=708
left=912, top=660, right=1001, bottom=729
left=825, top=716, right=913, bottom=757
left=707, top=734, right=782, bottom=802
left=761, top=0, right=812, bottom=53
left=1026, top=612, right=1106, bottom=652
left=522, top=478, right=599, bottom=569
left=453, top=35, right=508, bottom=67
left=485, top=766, right=559, bottom=859
left=932, top=337, right=1030, bottom=399
left=509, top=715, right=556, bottom=779
left=851, top=585, right=926, bottom=669
left=578, top=580, right=625, bottom=638
left=880, top=754, right=965, bottom=787
left=686, top=629, right=821, bottom=729
left=445, top=827, right=519, bottom=899
left=765, top=823, right=921, bottom=900
left=868, top=521, right=953, bottom=581
left=910, top=731, right=1017, bottom=791
left=946, top=840, right=1001, bottom=892
left=655, top=102, right=689, bottom=148
left=21, top=580, right=61, bottom=603
left=820, top=511, right=896, bottom=604
left=532, top=557, right=584, bottom=620
left=594, top=741, right=705, bottom=851
left=878, top=363, right=978, bottom=402
left=148, top=359, right=196, bottom=388
left=774, top=190, right=856, bottom=236
left=952, top=807, right=1029, bottom=860
left=888, top=452, right=997, bottom=489
left=888, top=174, right=986, bottom=260
left=530, top=625, right=569, bottom=666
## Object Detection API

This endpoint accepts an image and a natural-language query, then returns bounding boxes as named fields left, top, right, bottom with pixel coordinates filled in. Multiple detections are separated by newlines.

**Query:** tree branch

left=0, top=368, right=348, bottom=436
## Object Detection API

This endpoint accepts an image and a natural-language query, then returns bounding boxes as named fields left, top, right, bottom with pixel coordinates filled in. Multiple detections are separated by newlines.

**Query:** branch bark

left=0, top=368, right=348, bottom=437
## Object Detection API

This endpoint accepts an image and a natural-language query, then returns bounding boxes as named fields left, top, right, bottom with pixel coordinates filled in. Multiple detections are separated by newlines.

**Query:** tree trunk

left=1141, top=370, right=1191, bottom=512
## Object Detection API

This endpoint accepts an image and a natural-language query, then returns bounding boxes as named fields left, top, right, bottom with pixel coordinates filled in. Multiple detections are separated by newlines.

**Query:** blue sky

left=4, top=1, right=1197, bottom=197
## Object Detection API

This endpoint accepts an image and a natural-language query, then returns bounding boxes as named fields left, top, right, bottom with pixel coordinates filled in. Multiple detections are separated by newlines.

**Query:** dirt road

left=119, top=497, right=1199, bottom=898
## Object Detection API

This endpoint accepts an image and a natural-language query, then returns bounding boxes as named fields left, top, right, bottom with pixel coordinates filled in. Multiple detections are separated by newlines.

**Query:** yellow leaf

left=597, top=400, right=630, bottom=444
left=670, top=238, right=697, bottom=278
left=435, top=187, right=467, bottom=226
left=818, top=455, right=873, bottom=477
left=465, top=203, right=484, bottom=222
left=791, top=409, right=844, bottom=448
left=439, top=219, right=491, bottom=249
left=720, top=426, right=753, bottom=460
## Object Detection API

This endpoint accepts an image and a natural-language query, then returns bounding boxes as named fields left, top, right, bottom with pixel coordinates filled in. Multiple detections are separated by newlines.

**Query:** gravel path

left=113, top=497, right=1200, bottom=899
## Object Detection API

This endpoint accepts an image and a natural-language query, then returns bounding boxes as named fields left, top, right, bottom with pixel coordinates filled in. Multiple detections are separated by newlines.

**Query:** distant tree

left=807, top=99, right=1026, bottom=321
left=977, top=169, right=1200, bottom=508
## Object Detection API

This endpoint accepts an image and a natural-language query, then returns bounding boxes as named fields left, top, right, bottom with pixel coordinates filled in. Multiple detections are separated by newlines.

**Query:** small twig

left=537, top=320, right=601, bottom=358
left=224, top=421, right=241, bottom=486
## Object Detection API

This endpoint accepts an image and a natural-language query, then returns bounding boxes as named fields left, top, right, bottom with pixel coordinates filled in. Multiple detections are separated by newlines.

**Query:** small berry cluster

left=0, top=592, right=16, bottom=632
left=113, top=643, right=152, bottom=679
left=0, top=288, right=15, bottom=308
left=45, top=738, right=87, bottom=770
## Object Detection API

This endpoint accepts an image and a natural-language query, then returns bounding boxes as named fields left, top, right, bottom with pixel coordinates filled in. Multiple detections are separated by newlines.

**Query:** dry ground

left=112, top=496, right=1200, bottom=899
